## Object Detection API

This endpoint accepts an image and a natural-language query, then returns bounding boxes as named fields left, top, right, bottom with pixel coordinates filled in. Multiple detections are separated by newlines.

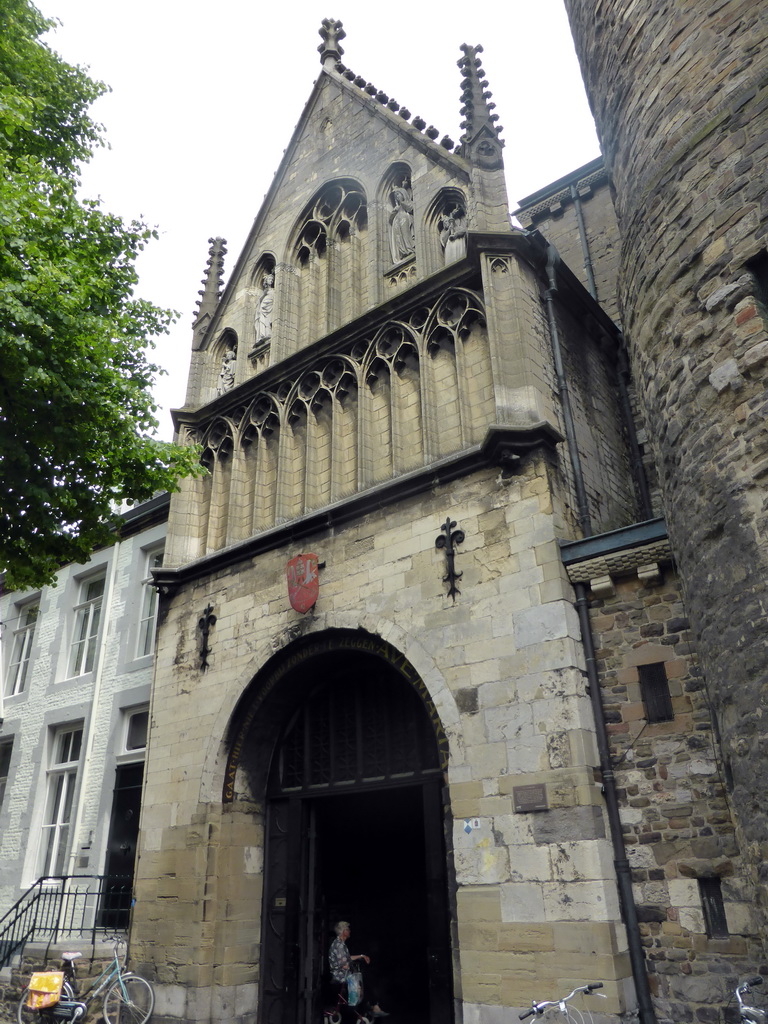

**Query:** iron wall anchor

left=436, top=516, right=465, bottom=601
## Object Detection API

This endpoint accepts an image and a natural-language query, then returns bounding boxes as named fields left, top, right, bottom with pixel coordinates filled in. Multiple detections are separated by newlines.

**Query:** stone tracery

left=187, top=287, right=490, bottom=555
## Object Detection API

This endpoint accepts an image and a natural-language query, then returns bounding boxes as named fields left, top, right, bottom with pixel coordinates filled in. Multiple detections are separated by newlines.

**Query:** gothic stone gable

left=185, top=67, right=473, bottom=408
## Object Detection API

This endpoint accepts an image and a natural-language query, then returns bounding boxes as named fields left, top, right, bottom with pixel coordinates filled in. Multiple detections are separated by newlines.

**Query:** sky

left=36, top=0, right=601, bottom=440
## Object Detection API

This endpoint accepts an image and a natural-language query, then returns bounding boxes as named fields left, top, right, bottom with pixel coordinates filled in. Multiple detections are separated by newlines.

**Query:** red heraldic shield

left=286, top=553, right=319, bottom=613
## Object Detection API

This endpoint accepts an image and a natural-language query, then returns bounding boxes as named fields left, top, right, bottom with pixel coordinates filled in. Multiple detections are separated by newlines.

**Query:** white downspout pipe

left=66, top=539, right=121, bottom=877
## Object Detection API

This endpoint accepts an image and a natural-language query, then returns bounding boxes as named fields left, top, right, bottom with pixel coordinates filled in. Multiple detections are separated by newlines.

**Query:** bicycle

left=733, top=976, right=765, bottom=1024
left=17, top=937, right=154, bottom=1024
left=519, top=982, right=605, bottom=1024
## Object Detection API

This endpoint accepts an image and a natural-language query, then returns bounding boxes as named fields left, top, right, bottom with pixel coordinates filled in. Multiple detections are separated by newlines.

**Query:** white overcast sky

left=37, top=0, right=600, bottom=440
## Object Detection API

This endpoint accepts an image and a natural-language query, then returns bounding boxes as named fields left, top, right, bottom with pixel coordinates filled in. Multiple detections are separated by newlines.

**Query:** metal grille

left=699, top=877, right=729, bottom=938
left=276, top=672, right=439, bottom=794
left=638, top=662, right=674, bottom=722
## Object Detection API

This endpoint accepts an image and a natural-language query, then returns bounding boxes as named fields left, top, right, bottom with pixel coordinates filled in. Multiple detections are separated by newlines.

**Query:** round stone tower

left=563, top=0, right=768, bottom=917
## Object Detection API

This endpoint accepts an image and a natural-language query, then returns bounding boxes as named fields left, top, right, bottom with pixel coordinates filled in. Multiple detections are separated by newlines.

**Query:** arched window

left=288, top=180, right=368, bottom=351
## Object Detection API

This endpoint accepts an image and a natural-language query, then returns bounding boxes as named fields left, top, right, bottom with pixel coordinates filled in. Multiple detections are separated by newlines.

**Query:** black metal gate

left=259, top=657, right=453, bottom=1024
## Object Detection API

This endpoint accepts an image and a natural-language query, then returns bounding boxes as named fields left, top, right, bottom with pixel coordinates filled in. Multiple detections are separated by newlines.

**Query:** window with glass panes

left=40, top=726, right=83, bottom=876
left=137, top=548, right=164, bottom=657
left=7, top=601, right=39, bottom=695
left=0, top=739, right=13, bottom=813
left=126, top=707, right=149, bottom=752
left=69, top=576, right=105, bottom=676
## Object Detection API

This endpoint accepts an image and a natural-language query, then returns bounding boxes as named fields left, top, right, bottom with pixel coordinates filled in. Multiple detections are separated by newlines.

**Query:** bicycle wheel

left=103, top=974, right=155, bottom=1024
left=18, top=983, right=76, bottom=1024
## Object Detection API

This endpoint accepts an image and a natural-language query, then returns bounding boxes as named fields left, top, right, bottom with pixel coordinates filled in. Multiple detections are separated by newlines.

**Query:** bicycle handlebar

left=519, top=983, right=604, bottom=1019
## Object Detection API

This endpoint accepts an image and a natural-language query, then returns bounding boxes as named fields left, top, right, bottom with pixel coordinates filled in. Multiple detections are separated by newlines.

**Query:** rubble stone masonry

left=564, top=0, right=768, bottom=928
left=589, top=568, right=766, bottom=1022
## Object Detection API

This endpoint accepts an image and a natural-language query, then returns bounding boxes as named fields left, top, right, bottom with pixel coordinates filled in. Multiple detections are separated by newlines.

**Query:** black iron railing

left=0, top=874, right=131, bottom=969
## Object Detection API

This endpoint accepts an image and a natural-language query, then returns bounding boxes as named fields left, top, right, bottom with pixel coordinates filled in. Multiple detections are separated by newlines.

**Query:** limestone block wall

left=588, top=568, right=764, bottom=1023
left=563, top=0, right=768, bottom=924
left=516, top=163, right=622, bottom=324
left=169, top=243, right=639, bottom=573
left=552, top=298, right=637, bottom=533
left=182, top=69, right=482, bottom=412
left=133, top=456, right=634, bottom=1024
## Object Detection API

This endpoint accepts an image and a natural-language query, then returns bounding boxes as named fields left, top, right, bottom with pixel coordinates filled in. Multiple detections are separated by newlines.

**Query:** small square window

left=699, top=877, right=728, bottom=938
left=638, top=662, right=674, bottom=723
left=126, top=709, right=149, bottom=752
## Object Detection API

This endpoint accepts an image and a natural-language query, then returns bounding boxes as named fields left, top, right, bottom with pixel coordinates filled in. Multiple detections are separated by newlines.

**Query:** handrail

left=0, top=874, right=131, bottom=970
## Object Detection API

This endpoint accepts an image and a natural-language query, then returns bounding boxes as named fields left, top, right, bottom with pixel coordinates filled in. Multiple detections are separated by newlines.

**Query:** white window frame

left=69, top=575, right=106, bottom=677
left=124, top=705, right=149, bottom=755
left=6, top=600, right=40, bottom=696
left=39, top=726, right=83, bottom=877
left=136, top=547, right=164, bottom=658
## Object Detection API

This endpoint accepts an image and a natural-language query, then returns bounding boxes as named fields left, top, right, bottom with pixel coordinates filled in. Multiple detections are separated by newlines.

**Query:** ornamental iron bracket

left=436, top=516, right=465, bottom=602
left=198, top=604, right=217, bottom=671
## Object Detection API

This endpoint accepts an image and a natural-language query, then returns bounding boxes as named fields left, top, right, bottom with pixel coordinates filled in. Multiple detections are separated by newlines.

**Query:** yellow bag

left=27, top=971, right=64, bottom=1010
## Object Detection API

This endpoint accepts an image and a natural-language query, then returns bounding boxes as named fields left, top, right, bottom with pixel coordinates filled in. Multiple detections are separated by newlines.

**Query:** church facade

left=130, top=15, right=767, bottom=1024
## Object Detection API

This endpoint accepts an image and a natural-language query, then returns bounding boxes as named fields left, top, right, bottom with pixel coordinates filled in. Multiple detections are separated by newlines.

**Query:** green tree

left=0, top=0, right=200, bottom=590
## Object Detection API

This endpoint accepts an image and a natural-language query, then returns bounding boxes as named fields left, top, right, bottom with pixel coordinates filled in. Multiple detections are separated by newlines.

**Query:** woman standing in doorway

left=328, top=921, right=389, bottom=1018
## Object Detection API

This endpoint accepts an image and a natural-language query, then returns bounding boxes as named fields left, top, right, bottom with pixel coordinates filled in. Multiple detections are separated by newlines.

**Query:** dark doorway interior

left=98, top=763, right=142, bottom=928
left=315, top=787, right=429, bottom=1024
left=255, top=636, right=454, bottom=1024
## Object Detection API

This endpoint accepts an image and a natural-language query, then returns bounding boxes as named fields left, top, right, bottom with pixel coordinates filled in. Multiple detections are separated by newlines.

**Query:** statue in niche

left=216, top=345, right=237, bottom=396
left=388, top=180, right=415, bottom=264
left=254, top=271, right=275, bottom=344
left=439, top=205, right=467, bottom=264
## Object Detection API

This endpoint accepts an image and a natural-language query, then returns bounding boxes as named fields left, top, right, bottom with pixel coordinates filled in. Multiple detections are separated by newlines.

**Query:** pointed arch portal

left=224, top=631, right=455, bottom=1024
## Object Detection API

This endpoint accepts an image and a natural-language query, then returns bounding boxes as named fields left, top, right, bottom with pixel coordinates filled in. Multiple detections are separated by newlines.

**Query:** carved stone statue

left=255, top=271, right=275, bottom=343
left=216, top=347, right=237, bottom=396
left=388, top=181, right=415, bottom=264
left=440, top=205, right=467, bottom=264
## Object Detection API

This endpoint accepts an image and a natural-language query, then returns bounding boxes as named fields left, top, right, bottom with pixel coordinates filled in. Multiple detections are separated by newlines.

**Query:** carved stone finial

left=318, top=18, right=345, bottom=66
left=456, top=43, right=504, bottom=169
left=193, top=237, right=227, bottom=342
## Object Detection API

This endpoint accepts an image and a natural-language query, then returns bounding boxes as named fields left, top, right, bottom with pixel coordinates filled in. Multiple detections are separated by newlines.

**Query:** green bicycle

left=17, top=937, right=154, bottom=1024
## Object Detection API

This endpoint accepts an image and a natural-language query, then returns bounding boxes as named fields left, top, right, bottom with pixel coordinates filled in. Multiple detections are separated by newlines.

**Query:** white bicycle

left=734, top=976, right=765, bottom=1024
left=519, top=982, right=606, bottom=1024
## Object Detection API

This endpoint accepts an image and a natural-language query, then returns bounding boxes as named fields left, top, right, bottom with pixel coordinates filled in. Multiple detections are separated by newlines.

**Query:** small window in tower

left=699, top=877, right=728, bottom=938
left=638, top=662, right=674, bottom=723
left=748, top=250, right=768, bottom=325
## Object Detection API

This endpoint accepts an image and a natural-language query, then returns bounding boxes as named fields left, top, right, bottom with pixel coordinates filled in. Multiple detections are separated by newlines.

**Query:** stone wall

left=516, top=161, right=622, bottom=324
left=588, top=567, right=765, bottom=1023
left=563, top=0, right=768, bottom=929
left=134, top=455, right=636, bottom=1024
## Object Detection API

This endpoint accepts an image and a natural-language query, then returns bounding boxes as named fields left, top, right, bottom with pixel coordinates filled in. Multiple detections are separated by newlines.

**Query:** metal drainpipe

left=66, top=540, right=122, bottom=877
left=569, top=182, right=598, bottom=301
left=543, top=247, right=657, bottom=1024
left=616, top=341, right=654, bottom=521
left=543, top=243, right=592, bottom=536
left=575, top=581, right=658, bottom=1024
left=564, top=182, right=651, bottom=521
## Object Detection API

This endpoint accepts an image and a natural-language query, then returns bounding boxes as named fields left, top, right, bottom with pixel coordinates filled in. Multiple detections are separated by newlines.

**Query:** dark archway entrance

left=241, top=633, right=453, bottom=1024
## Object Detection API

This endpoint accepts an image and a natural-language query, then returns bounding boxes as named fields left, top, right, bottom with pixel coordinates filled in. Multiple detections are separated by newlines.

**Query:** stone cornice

left=153, top=422, right=562, bottom=594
